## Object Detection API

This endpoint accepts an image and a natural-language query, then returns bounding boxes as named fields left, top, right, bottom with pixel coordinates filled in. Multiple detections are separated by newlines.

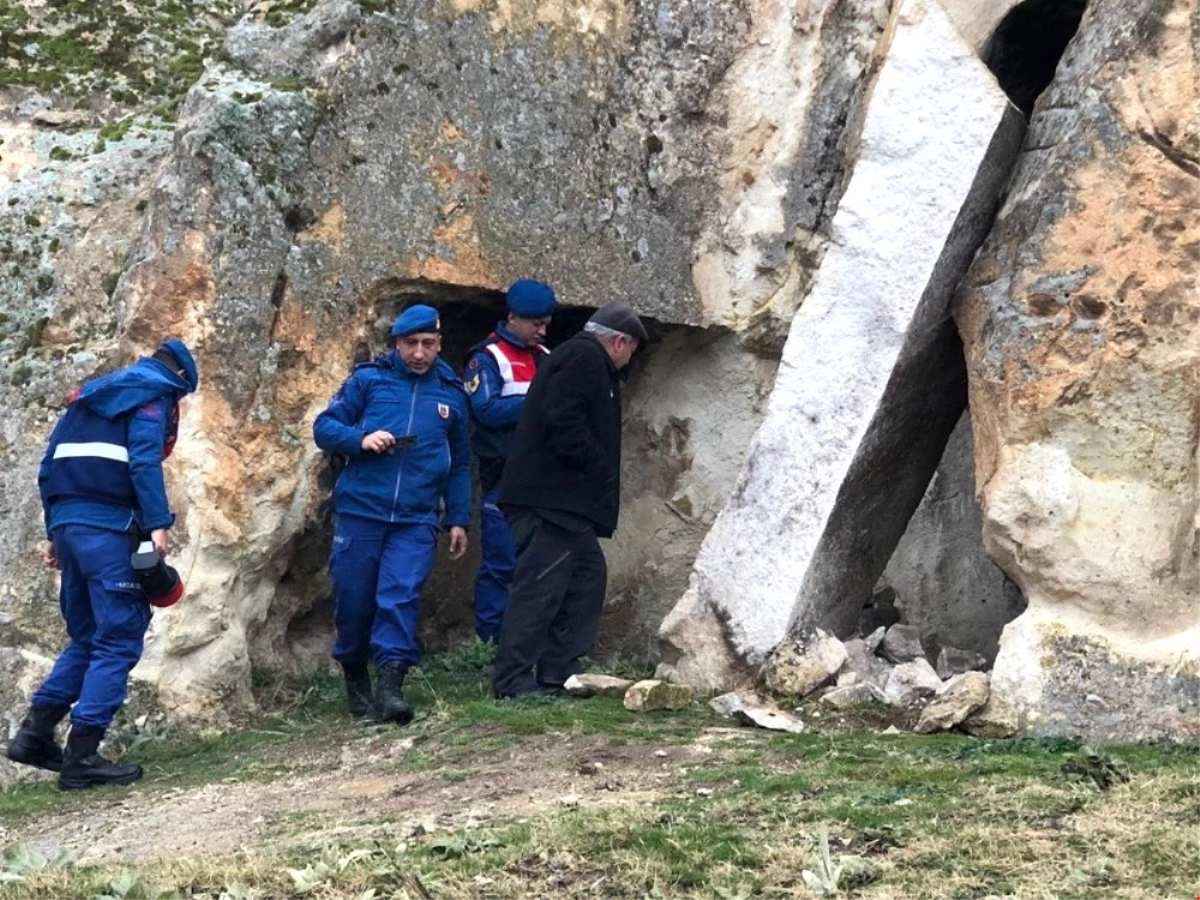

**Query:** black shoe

left=374, top=662, right=413, bottom=725
left=58, top=725, right=142, bottom=791
left=341, top=662, right=374, bottom=718
left=5, top=703, right=70, bottom=773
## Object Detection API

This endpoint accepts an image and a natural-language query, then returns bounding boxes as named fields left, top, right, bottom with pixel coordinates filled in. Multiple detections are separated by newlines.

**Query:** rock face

left=658, top=0, right=1025, bottom=688
left=956, top=0, right=1200, bottom=741
left=0, top=0, right=891, bottom=723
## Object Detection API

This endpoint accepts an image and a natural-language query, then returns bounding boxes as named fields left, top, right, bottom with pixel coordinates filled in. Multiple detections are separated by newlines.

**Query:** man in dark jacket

left=314, top=304, right=472, bottom=725
left=6, top=339, right=198, bottom=790
left=492, top=301, right=648, bottom=699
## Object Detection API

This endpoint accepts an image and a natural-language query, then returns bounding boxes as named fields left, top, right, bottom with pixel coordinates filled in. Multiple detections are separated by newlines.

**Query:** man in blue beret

left=462, top=279, right=556, bottom=643
left=6, top=339, right=198, bottom=790
left=314, top=303, right=472, bottom=725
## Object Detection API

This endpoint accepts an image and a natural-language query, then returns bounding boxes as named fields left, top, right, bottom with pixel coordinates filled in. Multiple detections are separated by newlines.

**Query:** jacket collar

left=494, top=321, right=527, bottom=348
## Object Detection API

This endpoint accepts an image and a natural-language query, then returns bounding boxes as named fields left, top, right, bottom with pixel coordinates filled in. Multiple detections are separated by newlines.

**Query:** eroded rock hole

left=984, top=0, right=1088, bottom=117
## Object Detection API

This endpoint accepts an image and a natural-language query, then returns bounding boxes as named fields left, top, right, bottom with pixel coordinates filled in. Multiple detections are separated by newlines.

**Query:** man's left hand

left=448, top=527, right=468, bottom=560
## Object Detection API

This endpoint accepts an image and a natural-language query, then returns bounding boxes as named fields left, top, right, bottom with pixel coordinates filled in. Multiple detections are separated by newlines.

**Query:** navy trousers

left=329, top=514, right=439, bottom=668
left=32, top=524, right=152, bottom=729
left=473, top=484, right=515, bottom=642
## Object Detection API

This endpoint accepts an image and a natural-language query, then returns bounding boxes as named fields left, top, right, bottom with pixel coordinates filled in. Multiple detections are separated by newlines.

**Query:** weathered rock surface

left=956, top=0, right=1200, bottom=741
left=0, top=0, right=890, bottom=723
left=624, top=680, right=694, bottom=712
left=936, top=646, right=989, bottom=680
left=915, top=671, right=990, bottom=732
left=0, top=648, right=54, bottom=787
left=879, top=625, right=926, bottom=665
left=563, top=674, right=635, bottom=699
left=883, top=659, right=944, bottom=705
left=762, top=630, right=847, bottom=698
left=659, top=0, right=1025, bottom=687
left=882, top=413, right=1025, bottom=661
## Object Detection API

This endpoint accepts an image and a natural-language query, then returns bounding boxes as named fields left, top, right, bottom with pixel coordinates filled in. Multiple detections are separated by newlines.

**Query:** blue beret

left=390, top=304, right=442, bottom=337
left=158, top=338, right=199, bottom=394
left=506, top=279, right=557, bottom=318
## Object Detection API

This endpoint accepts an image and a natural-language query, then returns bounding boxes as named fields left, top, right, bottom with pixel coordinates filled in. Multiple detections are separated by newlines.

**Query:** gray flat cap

left=589, top=300, right=649, bottom=343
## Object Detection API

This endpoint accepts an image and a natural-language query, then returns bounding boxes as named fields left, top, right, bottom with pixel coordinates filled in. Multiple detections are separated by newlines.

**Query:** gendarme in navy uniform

left=314, top=304, right=471, bottom=725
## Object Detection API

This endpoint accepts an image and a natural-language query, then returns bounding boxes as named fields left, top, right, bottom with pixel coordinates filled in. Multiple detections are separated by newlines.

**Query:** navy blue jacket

left=464, top=322, right=547, bottom=465
left=314, top=352, right=472, bottom=529
left=38, top=358, right=189, bottom=537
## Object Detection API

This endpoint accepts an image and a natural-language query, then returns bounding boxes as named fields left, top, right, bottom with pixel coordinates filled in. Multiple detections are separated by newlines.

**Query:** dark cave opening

left=983, top=0, right=1089, bottom=117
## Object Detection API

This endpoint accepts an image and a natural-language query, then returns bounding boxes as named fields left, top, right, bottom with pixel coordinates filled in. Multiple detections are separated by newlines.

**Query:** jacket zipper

left=389, top=377, right=420, bottom=522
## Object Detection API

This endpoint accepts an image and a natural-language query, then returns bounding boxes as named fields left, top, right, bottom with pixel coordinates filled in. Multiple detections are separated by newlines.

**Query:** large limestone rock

left=0, top=0, right=892, bottom=724
left=763, top=629, right=847, bottom=698
left=914, top=671, right=990, bottom=732
left=956, top=0, right=1200, bottom=741
left=659, top=0, right=1025, bottom=687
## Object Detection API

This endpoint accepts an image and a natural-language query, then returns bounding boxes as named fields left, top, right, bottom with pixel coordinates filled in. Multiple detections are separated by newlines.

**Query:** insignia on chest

left=438, top=402, right=450, bottom=419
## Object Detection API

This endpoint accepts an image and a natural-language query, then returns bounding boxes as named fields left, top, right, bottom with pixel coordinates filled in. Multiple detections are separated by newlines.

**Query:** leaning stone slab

left=883, top=659, right=944, bottom=705
left=564, top=674, right=635, bottom=699
left=624, top=680, right=694, bottom=712
left=763, top=629, right=847, bottom=698
left=915, top=671, right=990, bottom=733
left=658, top=0, right=1025, bottom=687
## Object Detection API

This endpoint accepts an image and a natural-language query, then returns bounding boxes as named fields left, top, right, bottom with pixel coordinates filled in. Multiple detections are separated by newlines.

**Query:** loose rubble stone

left=915, top=671, right=990, bottom=733
left=837, top=638, right=893, bottom=689
left=564, top=674, right=636, bottom=699
left=763, top=629, right=847, bottom=697
left=31, top=109, right=96, bottom=129
left=962, top=695, right=1019, bottom=739
left=624, top=680, right=694, bottom=712
left=880, top=624, right=926, bottom=665
left=709, top=691, right=805, bottom=733
left=936, top=646, right=988, bottom=680
left=884, top=659, right=943, bottom=704
left=863, top=626, right=887, bottom=654
left=820, top=682, right=888, bottom=711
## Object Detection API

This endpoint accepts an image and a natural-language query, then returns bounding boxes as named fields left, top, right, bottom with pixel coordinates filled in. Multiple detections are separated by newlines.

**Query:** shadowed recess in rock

left=983, top=0, right=1089, bottom=117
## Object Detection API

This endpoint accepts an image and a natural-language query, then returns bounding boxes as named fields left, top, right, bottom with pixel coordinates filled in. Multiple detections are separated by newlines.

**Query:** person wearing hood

left=314, top=304, right=471, bottom=725
left=463, top=279, right=556, bottom=643
left=5, top=339, right=199, bottom=790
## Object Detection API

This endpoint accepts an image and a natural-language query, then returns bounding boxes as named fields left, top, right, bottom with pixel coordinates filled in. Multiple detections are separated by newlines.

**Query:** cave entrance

left=983, top=0, right=1088, bottom=117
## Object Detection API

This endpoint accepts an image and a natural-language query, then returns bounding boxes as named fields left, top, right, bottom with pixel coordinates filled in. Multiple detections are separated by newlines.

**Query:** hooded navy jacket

left=314, top=352, right=472, bottom=529
left=38, top=358, right=191, bottom=537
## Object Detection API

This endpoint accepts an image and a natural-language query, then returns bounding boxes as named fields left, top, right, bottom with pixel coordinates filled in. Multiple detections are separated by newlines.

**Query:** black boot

left=342, top=662, right=374, bottom=718
left=6, top=702, right=70, bottom=773
left=374, top=662, right=413, bottom=725
left=58, top=725, right=142, bottom=791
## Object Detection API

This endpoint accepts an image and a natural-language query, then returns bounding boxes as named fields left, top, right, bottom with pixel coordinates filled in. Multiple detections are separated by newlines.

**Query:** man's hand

left=447, top=526, right=468, bottom=560
left=43, top=542, right=58, bottom=568
left=151, top=528, right=169, bottom=556
left=361, top=430, right=396, bottom=453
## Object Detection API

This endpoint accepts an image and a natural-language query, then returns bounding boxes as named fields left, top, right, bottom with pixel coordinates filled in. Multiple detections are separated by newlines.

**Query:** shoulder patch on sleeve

left=136, top=399, right=165, bottom=419
left=465, top=373, right=481, bottom=394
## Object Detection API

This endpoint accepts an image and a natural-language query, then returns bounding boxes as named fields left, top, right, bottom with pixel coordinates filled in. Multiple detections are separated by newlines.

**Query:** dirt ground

left=10, top=724, right=757, bottom=867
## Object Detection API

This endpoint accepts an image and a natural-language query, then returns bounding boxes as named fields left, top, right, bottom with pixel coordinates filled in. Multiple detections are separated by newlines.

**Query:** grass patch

left=2, top=651, right=1197, bottom=900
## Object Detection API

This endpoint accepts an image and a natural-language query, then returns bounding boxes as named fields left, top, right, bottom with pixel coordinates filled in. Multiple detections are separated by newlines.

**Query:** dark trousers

left=491, top=510, right=607, bottom=697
